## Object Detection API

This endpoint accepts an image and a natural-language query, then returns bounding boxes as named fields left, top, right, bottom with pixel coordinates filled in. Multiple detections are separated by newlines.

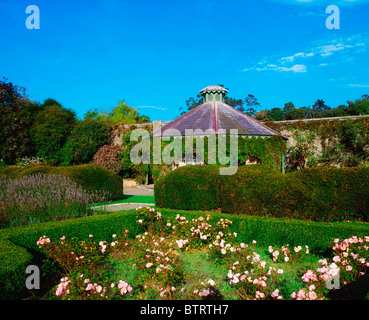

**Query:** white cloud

left=280, top=51, right=315, bottom=63
left=137, top=105, right=167, bottom=111
left=317, top=43, right=346, bottom=56
left=348, top=84, right=369, bottom=88
left=243, top=32, right=368, bottom=74
left=246, top=63, right=307, bottom=73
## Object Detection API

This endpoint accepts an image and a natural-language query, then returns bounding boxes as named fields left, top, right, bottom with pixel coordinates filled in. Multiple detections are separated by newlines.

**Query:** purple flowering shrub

left=0, top=173, right=110, bottom=227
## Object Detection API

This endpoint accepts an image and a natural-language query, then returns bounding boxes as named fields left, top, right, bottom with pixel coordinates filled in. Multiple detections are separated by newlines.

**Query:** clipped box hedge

left=155, top=165, right=369, bottom=222
left=0, top=164, right=123, bottom=200
left=0, top=210, right=144, bottom=299
left=1, top=208, right=369, bottom=299
left=154, top=165, right=222, bottom=211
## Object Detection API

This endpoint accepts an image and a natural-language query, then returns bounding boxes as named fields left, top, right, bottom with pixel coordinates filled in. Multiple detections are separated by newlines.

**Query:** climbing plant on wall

left=120, top=127, right=287, bottom=183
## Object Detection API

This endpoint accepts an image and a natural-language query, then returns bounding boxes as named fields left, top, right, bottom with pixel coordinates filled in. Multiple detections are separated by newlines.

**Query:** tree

left=60, top=117, right=111, bottom=165
left=180, top=88, right=260, bottom=116
left=290, top=107, right=306, bottom=120
left=283, top=102, right=295, bottom=120
left=314, top=99, right=330, bottom=111
left=268, top=108, right=284, bottom=121
left=254, top=110, right=269, bottom=121
left=0, top=78, right=37, bottom=164
left=346, top=98, right=369, bottom=115
left=179, top=95, right=203, bottom=115
left=85, top=100, right=150, bottom=124
left=31, top=104, right=77, bottom=164
left=244, top=94, right=260, bottom=117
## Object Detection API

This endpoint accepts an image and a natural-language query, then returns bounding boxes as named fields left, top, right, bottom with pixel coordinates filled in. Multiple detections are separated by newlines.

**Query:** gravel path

left=124, top=185, right=154, bottom=196
left=91, top=185, right=155, bottom=212
left=91, top=202, right=155, bottom=212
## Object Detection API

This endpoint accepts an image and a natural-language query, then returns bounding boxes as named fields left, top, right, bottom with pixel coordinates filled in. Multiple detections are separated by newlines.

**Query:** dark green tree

left=60, top=118, right=111, bottom=165
left=0, top=78, right=38, bottom=164
left=268, top=108, right=284, bottom=121
left=283, top=102, right=295, bottom=120
left=31, top=104, right=77, bottom=164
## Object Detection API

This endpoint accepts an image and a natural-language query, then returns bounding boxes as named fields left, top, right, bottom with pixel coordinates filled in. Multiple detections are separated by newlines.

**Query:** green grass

left=91, top=195, right=155, bottom=207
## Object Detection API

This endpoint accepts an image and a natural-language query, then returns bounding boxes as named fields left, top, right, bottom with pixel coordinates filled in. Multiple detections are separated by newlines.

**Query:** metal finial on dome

left=199, top=85, right=228, bottom=103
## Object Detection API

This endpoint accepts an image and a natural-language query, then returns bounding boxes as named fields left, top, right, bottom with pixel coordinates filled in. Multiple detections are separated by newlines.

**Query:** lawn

left=91, top=195, right=155, bottom=207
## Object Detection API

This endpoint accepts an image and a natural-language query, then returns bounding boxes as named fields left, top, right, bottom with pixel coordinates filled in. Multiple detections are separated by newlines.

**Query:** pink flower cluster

left=56, top=277, right=71, bottom=296
left=118, top=280, right=132, bottom=295
left=99, top=241, right=107, bottom=253
left=227, top=246, right=285, bottom=300
left=291, top=285, right=318, bottom=300
left=176, top=239, right=189, bottom=249
left=268, top=244, right=309, bottom=263
left=37, top=235, right=50, bottom=246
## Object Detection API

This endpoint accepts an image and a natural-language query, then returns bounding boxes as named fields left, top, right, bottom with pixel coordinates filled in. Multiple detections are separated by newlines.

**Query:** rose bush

left=38, top=207, right=369, bottom=300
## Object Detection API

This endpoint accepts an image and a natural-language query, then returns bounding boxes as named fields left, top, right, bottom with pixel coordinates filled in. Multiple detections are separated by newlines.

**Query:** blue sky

left=1, top=0, right=369, bottom=121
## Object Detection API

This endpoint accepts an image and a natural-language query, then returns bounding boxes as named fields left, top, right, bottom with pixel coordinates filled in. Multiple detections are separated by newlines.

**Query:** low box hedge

left=1, top=208, right=369, bottom=299
left=0, top=164, right=123, bottom=200
left=155, top=165, right=369, bottom=222
left=0, top=210, right=144, bottom=299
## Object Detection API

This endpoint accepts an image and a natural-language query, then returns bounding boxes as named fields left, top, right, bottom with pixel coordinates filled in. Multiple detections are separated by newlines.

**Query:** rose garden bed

left=35, top=207, right=369, bottom=300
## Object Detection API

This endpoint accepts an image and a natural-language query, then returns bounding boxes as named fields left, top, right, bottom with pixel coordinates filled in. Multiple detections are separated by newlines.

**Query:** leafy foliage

left=84, top=100, right=150, bottom=125
left=0, top=163, right=123, bottom=200
left=92, top=144, right=123, bottom=174
left=60, top=118, right=111, bottom=166
left=0, top=78, right=40, bottom=164
left=31, top=104, right=77, bottom=164
left=156, top=165, right=369, bottom=223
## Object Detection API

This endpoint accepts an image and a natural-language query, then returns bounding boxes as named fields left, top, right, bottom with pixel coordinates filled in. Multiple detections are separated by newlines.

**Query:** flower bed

left=37, top=207, right=369, bottom=300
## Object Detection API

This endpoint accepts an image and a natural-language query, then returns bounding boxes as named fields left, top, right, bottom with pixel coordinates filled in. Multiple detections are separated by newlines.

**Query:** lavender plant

left=0, top=173, right=110, bottom=227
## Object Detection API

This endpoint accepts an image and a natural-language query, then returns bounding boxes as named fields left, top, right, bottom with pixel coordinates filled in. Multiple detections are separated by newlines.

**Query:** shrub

left=0, top=173, right=110, bottom=227
left=92, top=144, right=123, bottom=174
left=0, top=210, right=142, bottom=299
left=60, top=118, right=111, bottom=166
left=31, top=105, right=77, bottom=164
left=15, top=156, right=43, bottom=167
left=155, top=165, right=222, bottom=211
left=155, top=165, right=369, bottom=222
left=1, top=208, right=369, bottom=299
left=0, top=163, right=123, bottom=200
left=0, top=78, right=38, bottom=165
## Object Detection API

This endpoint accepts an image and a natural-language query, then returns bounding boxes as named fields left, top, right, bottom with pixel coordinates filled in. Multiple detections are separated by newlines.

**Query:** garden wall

left=264, top=115, right=369, bottom=169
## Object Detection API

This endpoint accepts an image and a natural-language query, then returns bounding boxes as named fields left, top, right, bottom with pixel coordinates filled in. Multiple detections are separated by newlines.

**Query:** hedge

left=1, top=209, right=369, bottom=299
left=154, top=165, right=222, bottom=211
left=0, top=210, right=144, bottom=299
left=155, top=165, right=369, bottom=222
left=0, top=164, right=123, bottom=200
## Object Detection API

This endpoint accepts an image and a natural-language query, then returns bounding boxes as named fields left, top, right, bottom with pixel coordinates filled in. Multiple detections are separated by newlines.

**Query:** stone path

left=123, top=184, right=154, bottom=196
left=91, top=184, right=155, bottom=212
left=91, top=202, right=154, bottom=212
